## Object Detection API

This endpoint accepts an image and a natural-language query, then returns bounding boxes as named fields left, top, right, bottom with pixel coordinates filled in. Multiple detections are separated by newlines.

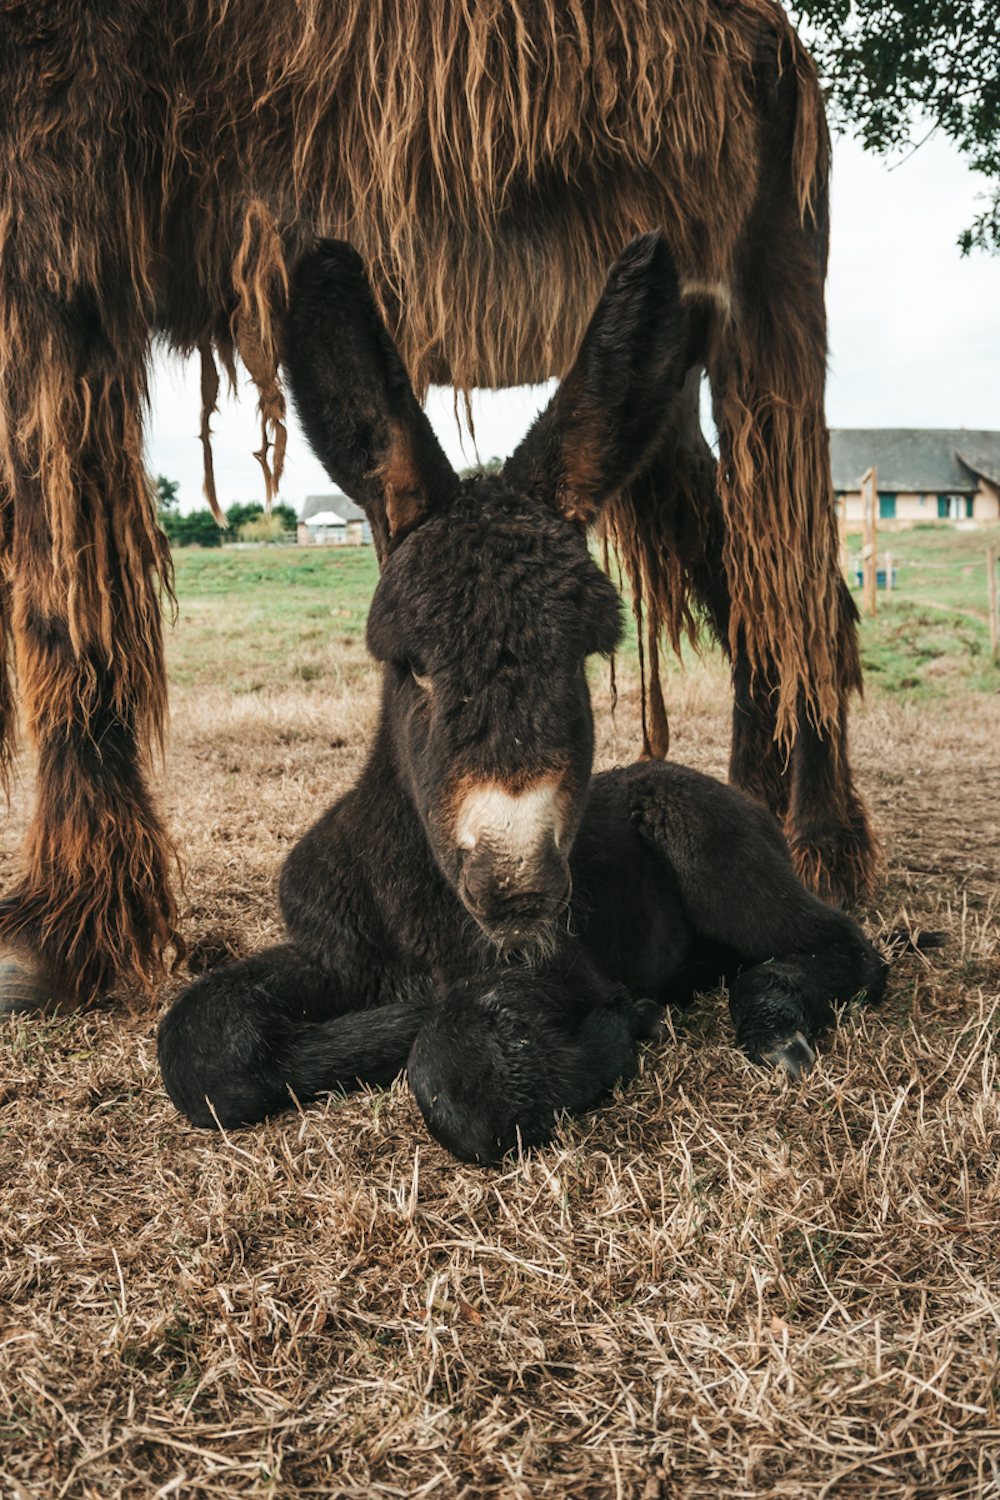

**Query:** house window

left=937, top=495, right=949, bottom=518
left=879, top=494, right=896, bottom=519
left=966, top=496, right=974, bottom=519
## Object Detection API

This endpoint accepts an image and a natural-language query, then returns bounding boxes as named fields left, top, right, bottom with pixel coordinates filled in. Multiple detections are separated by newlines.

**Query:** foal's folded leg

left=727, top=925, right=887, bottom=1078
left=407, top=971, right=653, bottom=1164
left=628, top=763, right=886, bottom=1076
left=158, top=946, right=428, bottom=1128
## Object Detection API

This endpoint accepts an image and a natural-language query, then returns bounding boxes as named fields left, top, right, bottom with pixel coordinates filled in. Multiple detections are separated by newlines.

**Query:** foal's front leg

left=158, top=947, right=429, bottom=1128
left=725, top=925, right=886, bottom=1077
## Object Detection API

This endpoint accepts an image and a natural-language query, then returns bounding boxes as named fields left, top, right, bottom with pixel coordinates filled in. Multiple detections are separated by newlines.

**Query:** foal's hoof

left=0, top=950, right=71, bottom=1017
left=761, top=1030, right=816, bottom=1080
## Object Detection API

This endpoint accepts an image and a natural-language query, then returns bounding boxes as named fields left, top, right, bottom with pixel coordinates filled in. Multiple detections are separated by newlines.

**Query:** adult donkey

left=1, top=0, right=875, bottom=1012
left=158, top=237, right=886, bottom=1163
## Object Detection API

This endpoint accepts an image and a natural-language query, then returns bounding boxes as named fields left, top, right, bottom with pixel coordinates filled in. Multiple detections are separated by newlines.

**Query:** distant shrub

left=458, top=456, right=503, bottom=479
left=160, top=508, right=223, bottom=548
left=239, top=513, right=287, bottom=544
left=227, top=501, right=298, bottom=534
left=157, top=499, right=299, bottom=548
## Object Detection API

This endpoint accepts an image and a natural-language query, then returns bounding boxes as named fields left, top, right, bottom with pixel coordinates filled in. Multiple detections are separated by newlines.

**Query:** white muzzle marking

left=455, top=780, right=564, bottom=865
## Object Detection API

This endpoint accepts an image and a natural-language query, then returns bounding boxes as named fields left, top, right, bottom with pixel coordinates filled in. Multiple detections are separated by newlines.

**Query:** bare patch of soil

left=1, top=662, right=997, bottom=1498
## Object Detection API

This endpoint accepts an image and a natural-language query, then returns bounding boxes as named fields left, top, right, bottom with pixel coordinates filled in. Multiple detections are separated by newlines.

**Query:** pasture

left=1, top=533, right=998, bottom=1499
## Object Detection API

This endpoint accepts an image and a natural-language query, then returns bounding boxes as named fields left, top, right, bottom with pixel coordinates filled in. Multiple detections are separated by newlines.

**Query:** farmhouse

left=297, top=493, right=373, bottom=546
left=832, top=429, right=1000, bottom=527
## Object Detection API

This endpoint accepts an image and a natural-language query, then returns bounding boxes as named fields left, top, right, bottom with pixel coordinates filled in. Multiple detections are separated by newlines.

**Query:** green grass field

left=845, top=523, right=1000, bottom=701
left=166, top=524, right=1000, bottom=705
left=166, top=546, right=380, bottom=692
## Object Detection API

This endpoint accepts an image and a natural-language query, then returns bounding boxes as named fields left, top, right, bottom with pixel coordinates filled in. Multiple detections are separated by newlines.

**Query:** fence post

left=837, top=494, right=848, bottom=579
left=861, top=465, right=878, bottom=616
left=989, top=543, right=999, bottom=664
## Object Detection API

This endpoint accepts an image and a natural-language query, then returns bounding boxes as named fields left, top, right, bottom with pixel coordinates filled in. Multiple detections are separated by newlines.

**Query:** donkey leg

left=698, top=470, right=879, bottom=904
left=699, top=537, right=880, bottom=905
left=158, top=946, right=429, bottom=1128
left=653, top=376, right=878, bottom=903
left=627, top=764, right=885, bottom=1074
left=408, top=970, right=651, bottom=1164
left=783, top=582, right=884, bottom=905
left=699, top=68, right=879, bottom=904
left=705, top=582, right=877, bottom=905
left=0, top=98, right=184, bottom=1007
left=602, top=373, right=792, bottom=828
left=0, top=467, right=179, bottom=1011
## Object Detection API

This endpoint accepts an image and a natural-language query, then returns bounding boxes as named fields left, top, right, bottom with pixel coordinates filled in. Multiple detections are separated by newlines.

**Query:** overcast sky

left=146, top=130, right=1000, bottom=514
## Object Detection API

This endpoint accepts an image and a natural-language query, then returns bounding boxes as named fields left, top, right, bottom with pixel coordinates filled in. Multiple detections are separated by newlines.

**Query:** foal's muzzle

left=459, top=844, right=572, bottom=951
left=447, top=773, right=574, bottom=950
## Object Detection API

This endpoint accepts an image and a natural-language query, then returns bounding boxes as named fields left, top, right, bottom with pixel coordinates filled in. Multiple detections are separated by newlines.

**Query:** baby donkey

left=158, top=235, right=885, bottom=1162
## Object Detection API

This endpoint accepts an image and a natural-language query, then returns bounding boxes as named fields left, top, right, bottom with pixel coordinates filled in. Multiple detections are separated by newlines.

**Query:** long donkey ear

left=504, top=232, right=689, bottom=527
left=283, top=240, right=459, bottom=560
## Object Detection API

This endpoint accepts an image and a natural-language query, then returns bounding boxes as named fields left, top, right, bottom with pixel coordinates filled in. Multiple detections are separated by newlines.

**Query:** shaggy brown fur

left=0, top=0, right=875, bottom=998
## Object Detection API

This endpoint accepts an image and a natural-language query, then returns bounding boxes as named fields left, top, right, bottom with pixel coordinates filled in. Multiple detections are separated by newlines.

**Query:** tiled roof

left=956, top=446, right=1000, bottom=487
left=830, top=430, right=1000, bottom=494
left=300, top=493, right=367, bottom=523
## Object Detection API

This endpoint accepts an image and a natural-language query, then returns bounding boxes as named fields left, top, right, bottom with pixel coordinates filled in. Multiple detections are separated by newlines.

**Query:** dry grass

left=1, top=650, right=999, bottom=1499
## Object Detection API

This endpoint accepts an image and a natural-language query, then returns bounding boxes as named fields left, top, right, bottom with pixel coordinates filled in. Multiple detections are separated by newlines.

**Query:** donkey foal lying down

left=158, top=235, right=886, bottom=1163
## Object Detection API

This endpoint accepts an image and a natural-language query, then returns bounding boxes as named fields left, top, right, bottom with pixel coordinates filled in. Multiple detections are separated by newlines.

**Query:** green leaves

left=794, top=1, right=1000, bottom=251
left=156, top=497, right=300, bottom=549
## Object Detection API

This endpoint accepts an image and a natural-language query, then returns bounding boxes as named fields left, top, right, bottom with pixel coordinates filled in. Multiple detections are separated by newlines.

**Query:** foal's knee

left=157, top=946, right=329, bottom=1128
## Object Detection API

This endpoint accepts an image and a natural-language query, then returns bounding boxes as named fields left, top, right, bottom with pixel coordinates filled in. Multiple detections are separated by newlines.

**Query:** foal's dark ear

left=505, top=232, right=688, bottom=528
left=283, top=240, right=459, bottom=559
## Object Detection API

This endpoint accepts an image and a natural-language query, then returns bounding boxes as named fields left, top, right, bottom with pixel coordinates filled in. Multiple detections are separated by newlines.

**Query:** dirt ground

left=1, top=659, right=998, bottom=1498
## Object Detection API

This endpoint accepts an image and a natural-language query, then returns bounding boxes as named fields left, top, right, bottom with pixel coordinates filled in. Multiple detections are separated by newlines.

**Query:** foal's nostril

left=458, top=849, right=571, bottom=934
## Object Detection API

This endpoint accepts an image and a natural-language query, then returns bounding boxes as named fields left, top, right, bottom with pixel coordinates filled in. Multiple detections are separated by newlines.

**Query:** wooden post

left=860, top=465, right=878, bottom=616
left=837, top=494, right=848, bottom=579
left=989, top=543, right=999, bottom=664
left=885, top=550, right=893, bottom=598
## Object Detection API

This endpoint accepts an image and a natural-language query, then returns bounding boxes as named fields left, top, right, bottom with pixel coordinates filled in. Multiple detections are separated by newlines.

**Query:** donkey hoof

left=0, top=951, right=71, bottom=1017
left=761, top=1030, right=816, bottom=1080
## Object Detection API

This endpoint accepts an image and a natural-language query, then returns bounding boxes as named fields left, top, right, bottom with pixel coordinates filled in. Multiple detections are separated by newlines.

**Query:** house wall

left=840, top=491, right=936, bottom=524
left=296, top=519, right=373, bottom=545
left=974, top=479, right=1000, bottom=520
left=891, top=492, right=925, bottom=521
left=297, top=522, right=348, bottom=545
left=837, top=490, right=994, bottom=528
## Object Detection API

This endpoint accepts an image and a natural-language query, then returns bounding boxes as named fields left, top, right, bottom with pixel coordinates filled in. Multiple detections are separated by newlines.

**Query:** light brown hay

left=1, top=664, right=997, bottom=1497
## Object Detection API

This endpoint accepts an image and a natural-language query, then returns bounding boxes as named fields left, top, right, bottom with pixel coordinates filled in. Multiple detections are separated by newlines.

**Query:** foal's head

left=284, top=232, right=689, bottom=956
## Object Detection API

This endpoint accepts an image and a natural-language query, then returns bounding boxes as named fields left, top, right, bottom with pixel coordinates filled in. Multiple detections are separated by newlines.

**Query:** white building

left=832, top=430, right=1000, bottom=528
left=297, top=493, right=372, bottom=546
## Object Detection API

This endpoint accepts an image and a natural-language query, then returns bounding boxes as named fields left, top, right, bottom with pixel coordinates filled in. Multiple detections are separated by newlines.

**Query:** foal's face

left=284, top=230, right=689, bottom=953
left=367, top=486, right=623, bottom=955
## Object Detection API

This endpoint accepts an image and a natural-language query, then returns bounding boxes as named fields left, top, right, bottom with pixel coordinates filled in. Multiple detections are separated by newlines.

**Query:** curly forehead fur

left=367, top=482, right=624, bottom=679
